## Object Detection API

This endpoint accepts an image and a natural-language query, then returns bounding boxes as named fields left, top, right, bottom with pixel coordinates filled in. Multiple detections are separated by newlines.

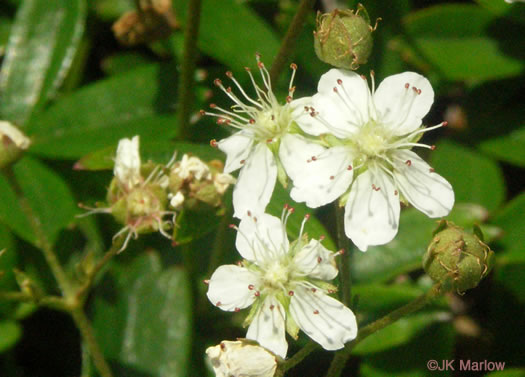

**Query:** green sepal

left=243, top=297, right=263, bottom=328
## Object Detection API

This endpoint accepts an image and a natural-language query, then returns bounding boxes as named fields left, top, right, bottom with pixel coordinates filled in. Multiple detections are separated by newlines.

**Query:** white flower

left=114, top=135, right=141, bottom=189
left=280, top=69, right=454, bottom=251
left=206, top=340, right=277, bottom=377
left=206, top=209, right=357, bottom=358
left=213, top=172, right=237, bottom=195
left=169, top=191, right=185, bottom=208
left=505, top=0, right=525, bottom=4
left=174, top=154, right=211, bottom=180
left=202, top=55, right=306, bottom=218
left=0, top=121, right=31, bottom=149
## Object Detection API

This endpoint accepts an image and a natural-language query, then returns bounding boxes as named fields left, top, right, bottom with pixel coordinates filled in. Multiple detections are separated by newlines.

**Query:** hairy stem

left=269, top=0, right=315, bottom=84
left=177, top=0, right=202, bottom=140
left=334, top=203, right=352, bottom=307
left=325, top=283, right=444, bottom=377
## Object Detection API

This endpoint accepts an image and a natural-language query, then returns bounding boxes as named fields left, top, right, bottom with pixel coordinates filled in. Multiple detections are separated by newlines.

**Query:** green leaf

left=75, top=141, right=222, bottom=171
left=360, top=322, right=454, bottom=377
left=0, top=0, right=87, bottom=126
left=403, top=4, right=524, bottom=82
left=353, top=312, right=448, bottom=355
left=431, top=140, right=505, bottom=212
left=478, top=126, right=525, bottom=167
left=351, top=204, right=492, bottom=284
left=0, top=173, right=35, bottom=244
left=0, top=320, right=22, bottom=353
left=267, top=184, right=336, bottom=251
left=172, top=0, right=280, bottom=74
left=89, top=0, right=132, bottom=21
left=93, top=252, right=191, bottom=377
left=13, top=157, right=78, bottom=244
left=27, top=63, right=180, bottom=159
left=485, top=369, right=525, bottom=377
left=493, top=192, right=525, bottom=252
left=0, top=225, right=17, bottom=291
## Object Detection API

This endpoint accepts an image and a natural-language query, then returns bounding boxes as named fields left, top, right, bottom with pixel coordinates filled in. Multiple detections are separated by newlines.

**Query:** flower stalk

left=325, top=282, right=444, bottom=377
left=334, top=203, right=352, bottom=307
left=177, top=0, right=202, bottom=140
left=269, top=0, right=315, bottom=84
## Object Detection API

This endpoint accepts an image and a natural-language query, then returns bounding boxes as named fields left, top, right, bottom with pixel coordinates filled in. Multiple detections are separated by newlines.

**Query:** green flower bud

left=0, top=121, right=31, bottom=168
left=423, top=220, right=495, bottom=293
left=313, top=5, right=378, bottom=70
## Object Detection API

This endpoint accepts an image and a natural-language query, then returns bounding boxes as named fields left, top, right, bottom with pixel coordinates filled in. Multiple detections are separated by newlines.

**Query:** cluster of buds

left=168, top=154, right=236, bottom=210
left=81, top=136, right=234, bottom=251
left=0, top=121, right=31, bottom=168
left=423, top=220, right=495, bottom=293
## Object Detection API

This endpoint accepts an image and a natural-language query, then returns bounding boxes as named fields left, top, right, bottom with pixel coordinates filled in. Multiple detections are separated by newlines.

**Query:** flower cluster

left=205, top=58, right=454, bottom=251
left=81, top=136, right=234, bottom=250
left=206, top=209, right=357, bottom=358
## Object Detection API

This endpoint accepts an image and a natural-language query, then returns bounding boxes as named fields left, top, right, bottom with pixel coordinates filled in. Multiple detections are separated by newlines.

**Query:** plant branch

left=177, top=0, right=202, bottom=140
left=325, top=283, right=444, bottom=377
left=280, top=341, right=318, bottom=373
left=334, top=203, right=352, bottom=307
left=269, top=0, right=315, bottom=84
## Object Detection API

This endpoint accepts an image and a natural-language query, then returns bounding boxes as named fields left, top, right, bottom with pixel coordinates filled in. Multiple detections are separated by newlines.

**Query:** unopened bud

left=14, top=269, right=44, bottom=301
left=0, top=121, right=31, bottom=168
left=313, top=5, right=377, bottom=70
left=206, top=340, right=278, bottom=377
left=423, top=221, right=495, bottom=293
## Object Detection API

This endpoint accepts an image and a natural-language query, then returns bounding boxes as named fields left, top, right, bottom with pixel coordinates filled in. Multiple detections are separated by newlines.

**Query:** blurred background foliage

left=0, top=0, right=523, bottom=376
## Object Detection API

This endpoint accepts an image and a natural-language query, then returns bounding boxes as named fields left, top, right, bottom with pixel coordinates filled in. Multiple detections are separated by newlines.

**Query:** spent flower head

left=202, top=55, right=306, bottom=218
left=206, top=207, right=357, bottom=358
left=281, top=69, right=454, bottom=251
left=206, top=340, right=278, bottom=377
left=80, top=136, right=175, bottom=251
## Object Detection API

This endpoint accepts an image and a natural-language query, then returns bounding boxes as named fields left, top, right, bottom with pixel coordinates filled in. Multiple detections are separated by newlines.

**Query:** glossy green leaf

left=353, top=312, right=448, bottom=355
left=13, top=157, right=78, bottom=244
left=27, top=64, right=179, bottom=159
left=0, top=320, right=21, bottom=353
left=75, top=141, right=222, bottom=171
left=0, top=173, right=35, bottom=244
left=479, top=126, right=525, bottom=167
left=172, top=0, right=280, bottom=74
left=0, top=0, right=87, bottom=126
left=267, top=184, right=336, bottom=251
left=493, top=192, right=525, bottom=252
left=403, top=4, right=524, bottom=82
left=351, top=204, right=491, bottom=284
left=93, top=252, right=191, bottom=377
left=431, top=141, right=505, bottom=212
left=89, top=0, right=132, bottom=21
left=360, top=322, right=454, bottom=377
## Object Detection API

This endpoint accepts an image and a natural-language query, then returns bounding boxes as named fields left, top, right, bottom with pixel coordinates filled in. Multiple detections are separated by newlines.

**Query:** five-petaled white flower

left=280, top=69, right=454, bottom=251
left=202, top=55, right=305, bottom=218
left=206, top=208, right=357, bottom=358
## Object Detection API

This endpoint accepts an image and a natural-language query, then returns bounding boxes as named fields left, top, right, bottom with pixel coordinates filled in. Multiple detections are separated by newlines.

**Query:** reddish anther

left=405, top=160, right=412, bottom=166
left=337, top=79, right=343, bottom=85
left=225, top=71, right=233, bottom=78
left=290, top=63, right=298, bottom=70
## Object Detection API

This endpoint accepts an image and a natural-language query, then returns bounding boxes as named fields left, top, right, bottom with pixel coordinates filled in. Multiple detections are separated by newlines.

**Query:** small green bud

left=423, top=220, right=495, bottom=293
left=14, top=269, right=44, bottom=301
left=313, top=5, right=378, bottom=70
left=0, top=121, right=31, bottom=168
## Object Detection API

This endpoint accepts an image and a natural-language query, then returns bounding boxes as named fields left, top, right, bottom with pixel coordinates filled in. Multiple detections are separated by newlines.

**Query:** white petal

left=289, top=286, right=357, bottom=350
left=114, top=135, right=141, bottom=187
left=232, top=143, right=277, bottom=218
left=246, top=296, right=288, bottom=358
left=293, top=239, right=338, bottom=281
left=218, top=131, right=255, bottom=174
left=236, top=213, right=289, bottom=263
left=344, top=166, right=400, bottom=251
left=393, top=150, right=454, bottom=218
left=373, top=72, right=434, bottom=136
left=313, top=69, right=371, bottom=137
left=207, top=265, right=260, bottom=312
left=279, top=134, right=354, bottom=208
left=291, top=96, right=338, bottom=137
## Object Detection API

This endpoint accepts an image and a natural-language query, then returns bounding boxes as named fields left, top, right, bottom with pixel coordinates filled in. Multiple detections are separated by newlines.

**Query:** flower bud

left=423, top=220, right=495, bottom=293
left=0, top=121, right=31, bottom=168
left=206, top=340, right=278, bottom=377
left=313, top=5, right=376, bottom=70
